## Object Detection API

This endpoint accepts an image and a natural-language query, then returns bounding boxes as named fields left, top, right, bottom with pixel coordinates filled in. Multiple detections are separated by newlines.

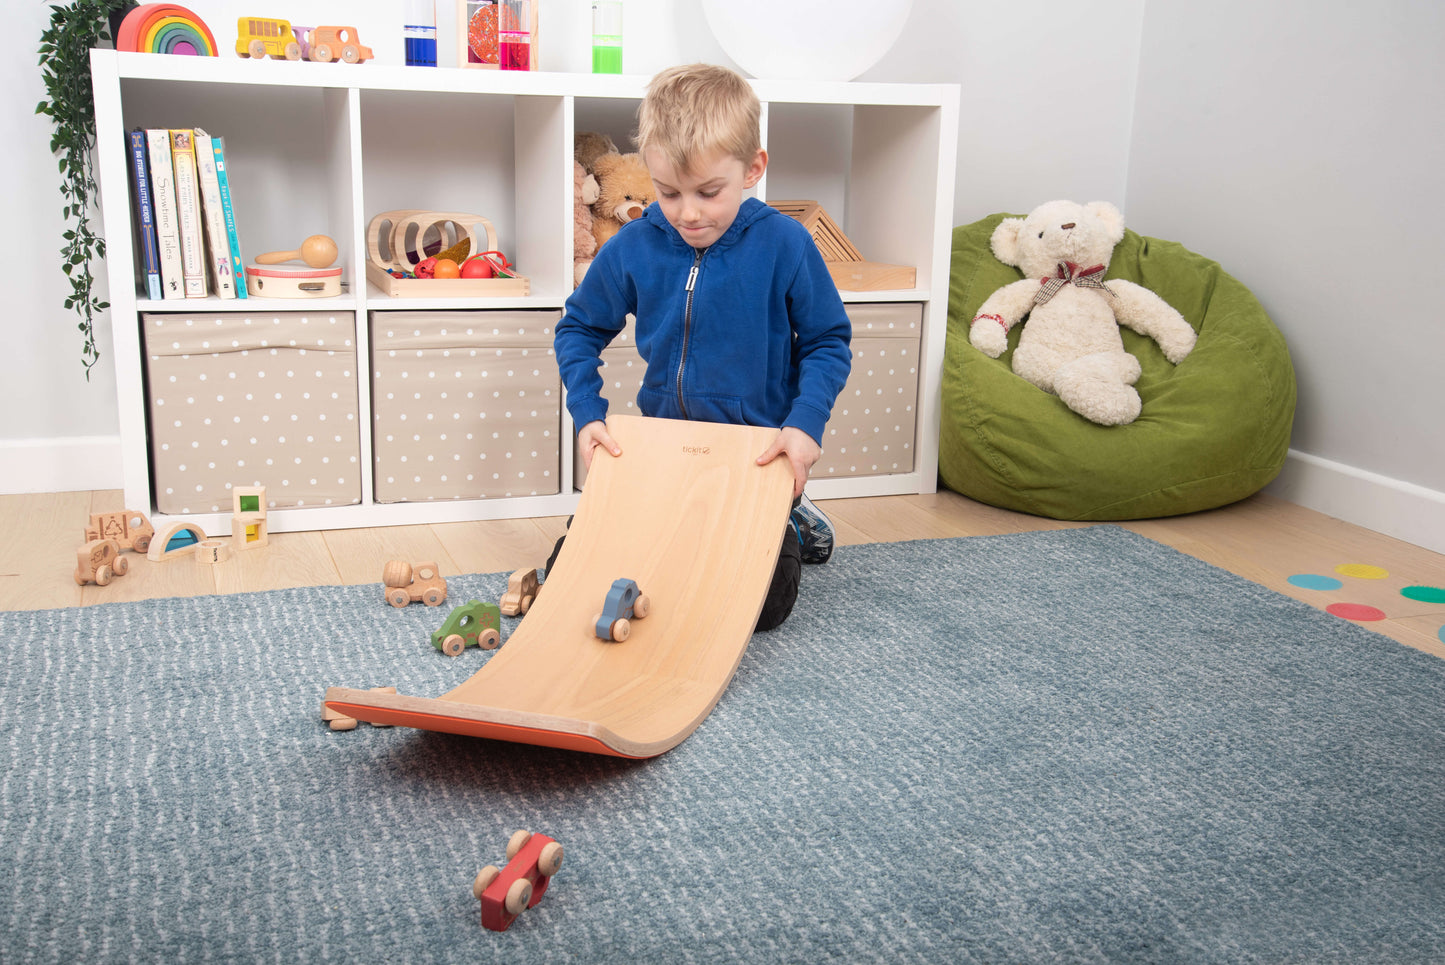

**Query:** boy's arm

left=758, top=241, right=853, bottom=495
left=554, top=248, right=632, bottom=433
left=782, top=243, right=853, bottom=445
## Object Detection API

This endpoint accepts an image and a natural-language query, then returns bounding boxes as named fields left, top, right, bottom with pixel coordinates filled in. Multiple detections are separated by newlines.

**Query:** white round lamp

left=702, top=0, right=914, bottom=82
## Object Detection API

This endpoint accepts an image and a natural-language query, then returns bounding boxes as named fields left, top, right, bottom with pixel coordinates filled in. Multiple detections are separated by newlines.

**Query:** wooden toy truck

left=474, top=831, right=563, bottom=932
left=84, top=510, right=154, bottom=554
left=236, top=17, right=302, bottom=60
left=306, top=26, right=373, bottom=63
left=74, top=539, right=129, bottom=586
left=383, top=561, right=447, bottom=608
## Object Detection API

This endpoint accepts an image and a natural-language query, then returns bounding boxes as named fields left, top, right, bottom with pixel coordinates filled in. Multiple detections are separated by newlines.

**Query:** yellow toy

left=236, top=17, right=301, bottom=60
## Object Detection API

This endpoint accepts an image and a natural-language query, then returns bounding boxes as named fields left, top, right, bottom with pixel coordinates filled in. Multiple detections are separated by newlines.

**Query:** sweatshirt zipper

left=676, top=246, right=705, bottom=419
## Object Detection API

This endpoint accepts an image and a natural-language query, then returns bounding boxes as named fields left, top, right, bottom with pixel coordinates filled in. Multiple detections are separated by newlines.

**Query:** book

left=191, top=128, right=235, bottom=298
left=211, top=136, right=247, bottom=298
left=144, top=129, right=184, bottom=299
left=168, top=129, right=207, bottom=297
left=126, top=129, right=162, bottom=300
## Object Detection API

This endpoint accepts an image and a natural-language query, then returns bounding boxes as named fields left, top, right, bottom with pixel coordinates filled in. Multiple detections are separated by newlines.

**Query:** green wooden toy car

left=431, top=599, right=503, bottom=656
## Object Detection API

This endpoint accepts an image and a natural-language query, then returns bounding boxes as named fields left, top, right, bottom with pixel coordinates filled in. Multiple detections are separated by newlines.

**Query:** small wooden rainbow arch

left=116, top=4, right=218, bottom=56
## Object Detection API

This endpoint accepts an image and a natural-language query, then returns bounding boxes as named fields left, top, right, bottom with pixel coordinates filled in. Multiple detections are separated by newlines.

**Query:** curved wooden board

left=327, top=415, right=795, bottom=758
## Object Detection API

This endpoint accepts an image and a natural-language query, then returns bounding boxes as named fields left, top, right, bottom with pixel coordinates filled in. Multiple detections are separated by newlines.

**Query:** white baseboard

left=1266, top=449, right=1445, bottom=556
left=0, top=435, right=124, bottom=494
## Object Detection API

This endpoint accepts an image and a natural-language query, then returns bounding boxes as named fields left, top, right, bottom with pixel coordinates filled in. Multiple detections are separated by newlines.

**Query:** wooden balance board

left=326, top=415, right=795, bottom=758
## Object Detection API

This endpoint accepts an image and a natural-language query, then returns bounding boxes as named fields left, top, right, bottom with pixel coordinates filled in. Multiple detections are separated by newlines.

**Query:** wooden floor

left=4, top=488, right=1443, bottom=659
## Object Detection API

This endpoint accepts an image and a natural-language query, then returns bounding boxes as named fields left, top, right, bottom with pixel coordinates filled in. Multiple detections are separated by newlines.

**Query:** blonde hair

left=636, top=64, right=761, bottom=174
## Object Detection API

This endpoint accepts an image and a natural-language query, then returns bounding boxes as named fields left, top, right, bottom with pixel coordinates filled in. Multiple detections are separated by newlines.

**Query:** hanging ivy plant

left=37, top=0, right=130, bottom=380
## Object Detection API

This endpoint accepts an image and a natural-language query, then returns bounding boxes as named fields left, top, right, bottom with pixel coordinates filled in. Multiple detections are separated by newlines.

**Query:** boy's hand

left=756, top=426, right=821, bottom=498
left=578, top=420, right=622, bottom=469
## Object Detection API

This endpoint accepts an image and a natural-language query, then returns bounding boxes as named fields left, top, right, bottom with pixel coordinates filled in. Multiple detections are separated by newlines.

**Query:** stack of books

left=127, top=127, right=246, bottom=300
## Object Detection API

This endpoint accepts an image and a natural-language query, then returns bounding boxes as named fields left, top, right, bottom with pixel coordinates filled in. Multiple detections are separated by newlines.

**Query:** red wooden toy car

left=473, top=830, right=563, bottom=932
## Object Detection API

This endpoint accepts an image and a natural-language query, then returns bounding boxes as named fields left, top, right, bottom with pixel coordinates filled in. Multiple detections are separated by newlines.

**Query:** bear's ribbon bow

left=1035, top=261, right=1114, bottom=305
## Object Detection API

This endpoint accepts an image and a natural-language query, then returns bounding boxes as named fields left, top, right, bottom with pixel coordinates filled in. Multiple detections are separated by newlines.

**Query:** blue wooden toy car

left=593, top=578, right=651, bottom=642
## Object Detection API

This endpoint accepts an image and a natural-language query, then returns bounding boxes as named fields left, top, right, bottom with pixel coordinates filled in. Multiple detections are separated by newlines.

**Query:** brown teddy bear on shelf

left=590, top=152, right=655, bottom=249
left=573, top=160, right=599, bottom=287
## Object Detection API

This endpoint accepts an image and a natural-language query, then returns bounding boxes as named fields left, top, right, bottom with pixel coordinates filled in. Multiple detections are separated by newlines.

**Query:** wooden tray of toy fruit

left=366, top=209, right=530, bottom=297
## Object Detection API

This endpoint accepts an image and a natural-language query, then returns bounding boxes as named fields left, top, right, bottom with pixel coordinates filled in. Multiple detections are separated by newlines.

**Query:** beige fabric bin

left=574, top=305, right=921, bottom=484
left=142, top=311, right=362, bottom=515
left=815, top=303, right=922, bottom=479
left=371, top=310, right=562, bottom=502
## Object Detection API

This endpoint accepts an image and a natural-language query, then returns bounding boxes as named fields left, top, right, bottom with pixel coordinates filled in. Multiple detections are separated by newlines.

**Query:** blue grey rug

left=4, top=525, right=1444, bottom=963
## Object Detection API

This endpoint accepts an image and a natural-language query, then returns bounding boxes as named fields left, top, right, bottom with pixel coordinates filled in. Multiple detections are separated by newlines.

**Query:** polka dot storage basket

left=814, top=303, right=921, bottom=480
left=143, top=311, right=362, bottom=514
left=370, top=310, right=562, bottom=502
left=577, top=303, right=922, bottom=486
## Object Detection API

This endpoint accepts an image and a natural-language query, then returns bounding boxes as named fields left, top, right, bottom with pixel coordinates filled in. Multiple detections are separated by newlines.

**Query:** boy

left=553, top=63, right=853, bottom=630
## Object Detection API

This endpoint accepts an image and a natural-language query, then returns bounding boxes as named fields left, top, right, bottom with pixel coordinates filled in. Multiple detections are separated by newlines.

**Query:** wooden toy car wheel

left=504, top=878, right=533, bottom=915
left=340, top=44, right=361, bottom=63
left=133, top=535, right=150, bottom=554
left=537, top=841, right=564, bottom=877
left=610, top=618, right=631, bottom=642
left=95, top=564, right=113, bottom=586
left=505, top=829, right=532, bottom=861
left=386, top=587, right=411, bottom=608
left=479, top=628, right=502, bottom=651
left=632, top=594, right=651, bottom=619
left=246, top=39, right=266, bottom=59
left=473, top=866, right=500, bottom=900
left=283, top=41, right=301, bottom=60
left=423, top=587, right=445, bottom=607
left=441, top=634, right=466, bottom=657
left=310, top=43, right=333, bottom=62
left=113, top=555, right=130, bottom=576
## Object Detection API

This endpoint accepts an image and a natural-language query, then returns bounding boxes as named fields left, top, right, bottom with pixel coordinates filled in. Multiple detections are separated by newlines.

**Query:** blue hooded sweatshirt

left=555, top=197, right=852, bottom=445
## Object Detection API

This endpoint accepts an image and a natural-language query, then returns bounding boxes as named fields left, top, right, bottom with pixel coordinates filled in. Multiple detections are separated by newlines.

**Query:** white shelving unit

left=91, top=50, right=958, bottom=536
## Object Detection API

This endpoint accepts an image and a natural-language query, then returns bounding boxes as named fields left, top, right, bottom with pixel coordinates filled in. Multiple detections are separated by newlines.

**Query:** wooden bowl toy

left=365, top=210, right=529, bottom=297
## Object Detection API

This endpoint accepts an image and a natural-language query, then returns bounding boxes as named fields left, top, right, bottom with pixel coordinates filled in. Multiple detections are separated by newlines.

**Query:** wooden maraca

left=254, top=234, right=338, bottom=269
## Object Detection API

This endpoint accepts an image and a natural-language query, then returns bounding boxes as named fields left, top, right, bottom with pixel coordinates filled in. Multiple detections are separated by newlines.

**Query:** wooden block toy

left=593, top=578, right=650, bottom=642
left=432, top=600, right=503, bottom=656
left=322, top=686, right=397, bottom=731
left=768, top=199, right=916, bottom=291
left=473, top=830, right=564, bottom=932
left=231, top=486, right=269, bottom=550
left=147, top=521, right=209, bottom=562
left=74, top=539, right=129, bottom=586
left=500, top=567, right=542, bottom=616
left=84, top=510, right=155, bottom=554
left=383, top=561, right=447, bottom=608
left=194, top=539, right=231, bottom=564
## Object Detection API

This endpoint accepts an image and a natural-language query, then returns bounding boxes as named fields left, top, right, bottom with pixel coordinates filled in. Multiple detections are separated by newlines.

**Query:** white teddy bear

left=968, top=200, right=1197, bottom=425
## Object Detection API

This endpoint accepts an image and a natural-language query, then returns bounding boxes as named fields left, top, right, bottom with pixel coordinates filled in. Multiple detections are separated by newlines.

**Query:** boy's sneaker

left=790, top=493, right=834, bottom=564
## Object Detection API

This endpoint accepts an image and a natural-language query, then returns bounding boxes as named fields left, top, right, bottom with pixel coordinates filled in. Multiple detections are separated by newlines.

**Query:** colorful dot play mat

left=1288, top=561, right=1445, bottom=643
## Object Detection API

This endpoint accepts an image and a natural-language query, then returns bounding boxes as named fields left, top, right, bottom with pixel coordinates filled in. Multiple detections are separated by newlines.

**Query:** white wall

left=1126, top=0, right=1445, bottom=552
left=7, top=0, right=1438, bottom=551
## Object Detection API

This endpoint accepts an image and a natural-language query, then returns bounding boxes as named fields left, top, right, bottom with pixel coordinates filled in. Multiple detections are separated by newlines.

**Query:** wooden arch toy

left=116, top=4, right=218, bottom=56
left=327, top=416, right=794, bottom=758
left=147, top=521, right=211, bottom=562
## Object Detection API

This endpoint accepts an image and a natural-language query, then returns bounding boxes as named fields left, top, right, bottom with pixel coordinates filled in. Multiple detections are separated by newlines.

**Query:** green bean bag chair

left=939, top=213, right=1295, bottom=520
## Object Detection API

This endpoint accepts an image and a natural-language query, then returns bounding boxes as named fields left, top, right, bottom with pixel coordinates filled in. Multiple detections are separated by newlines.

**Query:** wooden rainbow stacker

left=325, top=415, right=795, bottom=758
